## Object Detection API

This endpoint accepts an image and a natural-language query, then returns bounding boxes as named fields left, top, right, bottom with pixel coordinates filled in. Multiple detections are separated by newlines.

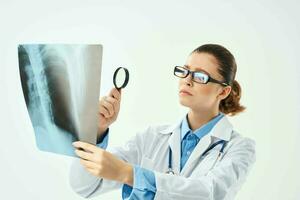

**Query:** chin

left=179, top=97, right=209, bottom=111
left=179, top=98, right=193, bottom=108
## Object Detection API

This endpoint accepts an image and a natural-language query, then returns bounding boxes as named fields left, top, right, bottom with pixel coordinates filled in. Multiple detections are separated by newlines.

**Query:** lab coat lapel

left=179, top=116, right=233, bottom=176
left=180, top=133, right=212, bottom=176
left=168, top=126, right=181, bottom=175
left=160, top=115, right=233, bottom=176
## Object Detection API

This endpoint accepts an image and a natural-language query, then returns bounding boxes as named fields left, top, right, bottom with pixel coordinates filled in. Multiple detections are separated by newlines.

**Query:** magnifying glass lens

left=113, top=67, right=129, bottom=90
left=115, top=69, right=126, bottom=88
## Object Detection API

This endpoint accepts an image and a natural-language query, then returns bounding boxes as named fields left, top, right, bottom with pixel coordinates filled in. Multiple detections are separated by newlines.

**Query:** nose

left=183, top=73, right=193, bottom=86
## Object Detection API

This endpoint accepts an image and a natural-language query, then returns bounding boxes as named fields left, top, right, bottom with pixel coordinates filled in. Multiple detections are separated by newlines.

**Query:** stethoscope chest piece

left=166, top=168, right=175, bottom=175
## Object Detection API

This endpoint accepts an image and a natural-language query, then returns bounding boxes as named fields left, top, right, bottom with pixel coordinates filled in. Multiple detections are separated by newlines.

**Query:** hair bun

left=219, top=80, right=245, bottom=116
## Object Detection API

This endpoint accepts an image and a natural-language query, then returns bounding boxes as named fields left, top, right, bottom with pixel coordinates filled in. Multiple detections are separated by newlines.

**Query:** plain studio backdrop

left=0, top=0, right=299, bottom=199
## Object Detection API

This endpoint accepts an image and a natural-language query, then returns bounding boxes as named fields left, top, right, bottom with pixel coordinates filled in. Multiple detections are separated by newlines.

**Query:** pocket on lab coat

left=141, top=156, right=156, bottom=170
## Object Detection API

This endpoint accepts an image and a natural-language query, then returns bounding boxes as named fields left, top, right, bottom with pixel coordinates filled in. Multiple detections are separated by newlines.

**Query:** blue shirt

left=180, top=113, right=224, bottom=171
left=98, top=113, right=224, bottom=200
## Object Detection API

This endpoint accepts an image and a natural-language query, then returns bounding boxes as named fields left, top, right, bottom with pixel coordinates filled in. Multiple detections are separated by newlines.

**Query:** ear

left=217, top=86, right=231, bottom=101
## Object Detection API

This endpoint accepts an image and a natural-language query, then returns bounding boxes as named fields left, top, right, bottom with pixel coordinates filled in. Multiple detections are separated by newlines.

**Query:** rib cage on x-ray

left=18, top=44, right=102, bottom=157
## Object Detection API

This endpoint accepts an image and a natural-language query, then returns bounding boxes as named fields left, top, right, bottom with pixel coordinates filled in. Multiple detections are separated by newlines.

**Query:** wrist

left=121, top=163, right=133, bottom=186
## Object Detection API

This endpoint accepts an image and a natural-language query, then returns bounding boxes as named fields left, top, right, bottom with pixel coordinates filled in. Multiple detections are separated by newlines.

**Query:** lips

left=179, top=89, right=193, bottom=96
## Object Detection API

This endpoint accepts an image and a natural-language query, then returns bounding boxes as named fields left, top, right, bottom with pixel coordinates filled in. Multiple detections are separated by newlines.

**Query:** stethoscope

left=166, top=139, right=227, bottom=175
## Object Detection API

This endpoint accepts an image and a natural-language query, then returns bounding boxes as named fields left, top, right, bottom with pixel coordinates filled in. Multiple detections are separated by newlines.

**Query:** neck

left=187, top=108, right=219, bottom=132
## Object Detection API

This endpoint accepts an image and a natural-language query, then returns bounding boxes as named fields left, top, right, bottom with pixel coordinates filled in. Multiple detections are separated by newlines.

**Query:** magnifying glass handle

left=115, top=88, right=122, bottom=95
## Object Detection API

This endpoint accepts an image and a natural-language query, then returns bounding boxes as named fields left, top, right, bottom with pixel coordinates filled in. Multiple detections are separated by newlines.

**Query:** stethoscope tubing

left=167, top=139, right=227, bottom=174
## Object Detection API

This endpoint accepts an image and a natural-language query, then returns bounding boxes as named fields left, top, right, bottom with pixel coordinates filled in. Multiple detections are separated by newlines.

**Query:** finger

left=99, top=98, right=110, bottom=117
left=109, top=88, right=121, bottom=101
left=108, top=92, right=121, bottom=114
left=80, top=159, right=99, bottom=169
left=73, top=141, right=99, bottom=153
left=99, top=96, right=110, bottom=107
left=82, top=166, right=98, bottom=176
left=74, top=149, right=93, bottom=160
left=105, top=96, right=119, bottom=112
left=105, top=96, right=118, bottom=106
left=102, top=100, right=114, bottom=116
left=99, top=97, right=114, bottom=117
left=99, top=104, right=111, bottom=118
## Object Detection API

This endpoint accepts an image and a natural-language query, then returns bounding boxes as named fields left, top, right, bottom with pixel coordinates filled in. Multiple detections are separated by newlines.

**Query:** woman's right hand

left=97, top=88, right=121, bottom=139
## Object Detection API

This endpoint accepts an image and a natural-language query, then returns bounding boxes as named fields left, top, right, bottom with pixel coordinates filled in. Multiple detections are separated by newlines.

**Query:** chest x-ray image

left=18, top=44, right=102, bottom=157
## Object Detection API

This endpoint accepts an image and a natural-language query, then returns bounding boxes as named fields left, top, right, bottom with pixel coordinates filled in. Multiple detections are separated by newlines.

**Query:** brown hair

left=191, top=44, right=245, bottom=116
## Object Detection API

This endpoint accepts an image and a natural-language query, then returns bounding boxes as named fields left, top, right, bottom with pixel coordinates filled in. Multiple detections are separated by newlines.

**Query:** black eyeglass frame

left=174, top=66, right=228, bottom=86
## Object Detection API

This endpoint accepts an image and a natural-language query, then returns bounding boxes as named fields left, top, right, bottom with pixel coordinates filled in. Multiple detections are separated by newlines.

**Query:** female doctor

left=70, top=44, right=256, bottom=200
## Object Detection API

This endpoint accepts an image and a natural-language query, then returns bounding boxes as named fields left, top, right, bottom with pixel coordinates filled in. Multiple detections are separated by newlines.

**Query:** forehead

left=185, top=52, right=219, bottom=75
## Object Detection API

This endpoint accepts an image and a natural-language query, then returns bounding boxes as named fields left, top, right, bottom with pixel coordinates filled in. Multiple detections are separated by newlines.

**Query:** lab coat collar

left=160, top=115, right=233, bottom=175
left=159, top=115, right=233, bottom=141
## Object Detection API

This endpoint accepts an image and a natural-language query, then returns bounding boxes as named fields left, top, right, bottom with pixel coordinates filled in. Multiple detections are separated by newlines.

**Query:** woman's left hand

left=72, top=141, right=133, bottom=186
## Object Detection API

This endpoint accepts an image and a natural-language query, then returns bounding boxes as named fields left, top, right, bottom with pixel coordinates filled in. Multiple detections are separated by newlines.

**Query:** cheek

left=178, top=79, right=187, bottom=91
left=193, top=85, right=218, bottom=101
left=178, top=79, right=184, bottom=87
left=178, top=80, right=218, bottom=102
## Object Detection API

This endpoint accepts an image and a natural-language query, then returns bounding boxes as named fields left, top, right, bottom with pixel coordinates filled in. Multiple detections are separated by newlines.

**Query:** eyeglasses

left=174, top=66, right=228, bottom=86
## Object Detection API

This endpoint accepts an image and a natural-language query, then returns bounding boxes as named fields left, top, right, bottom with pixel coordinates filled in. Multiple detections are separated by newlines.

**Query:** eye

left=174, top=66, right=188, bottom=77
left=193, top=72, right=209, bottom=83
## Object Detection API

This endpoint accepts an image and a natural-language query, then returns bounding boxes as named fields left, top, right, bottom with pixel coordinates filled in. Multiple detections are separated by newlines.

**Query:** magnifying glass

left=113, top=67, right=129, bottom=90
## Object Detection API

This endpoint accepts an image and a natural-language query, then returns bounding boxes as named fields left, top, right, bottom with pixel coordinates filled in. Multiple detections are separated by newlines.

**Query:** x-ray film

left=18, top=44, right=102, bottom=157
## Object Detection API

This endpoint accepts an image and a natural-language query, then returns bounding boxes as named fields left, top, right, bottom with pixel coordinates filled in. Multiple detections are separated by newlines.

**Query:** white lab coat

left=69, top=115, right=256, bottom=200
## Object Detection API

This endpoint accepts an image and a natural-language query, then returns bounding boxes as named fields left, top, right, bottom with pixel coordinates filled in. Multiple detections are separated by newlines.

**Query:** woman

left=70, top=44, right=256, bottom=200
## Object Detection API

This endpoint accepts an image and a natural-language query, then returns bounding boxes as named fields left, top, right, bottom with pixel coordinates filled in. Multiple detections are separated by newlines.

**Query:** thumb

left=109, top=88, right=122, bottom=100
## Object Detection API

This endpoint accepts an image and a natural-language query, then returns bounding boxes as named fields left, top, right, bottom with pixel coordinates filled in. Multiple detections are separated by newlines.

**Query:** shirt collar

left=158, top=113, right=233, bottom=141
left=180, top=112, right=225, bottom=141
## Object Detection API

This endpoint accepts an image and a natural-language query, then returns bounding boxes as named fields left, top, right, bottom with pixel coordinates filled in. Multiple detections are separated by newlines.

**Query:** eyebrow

left=183, top=65, right=211, bottom=76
